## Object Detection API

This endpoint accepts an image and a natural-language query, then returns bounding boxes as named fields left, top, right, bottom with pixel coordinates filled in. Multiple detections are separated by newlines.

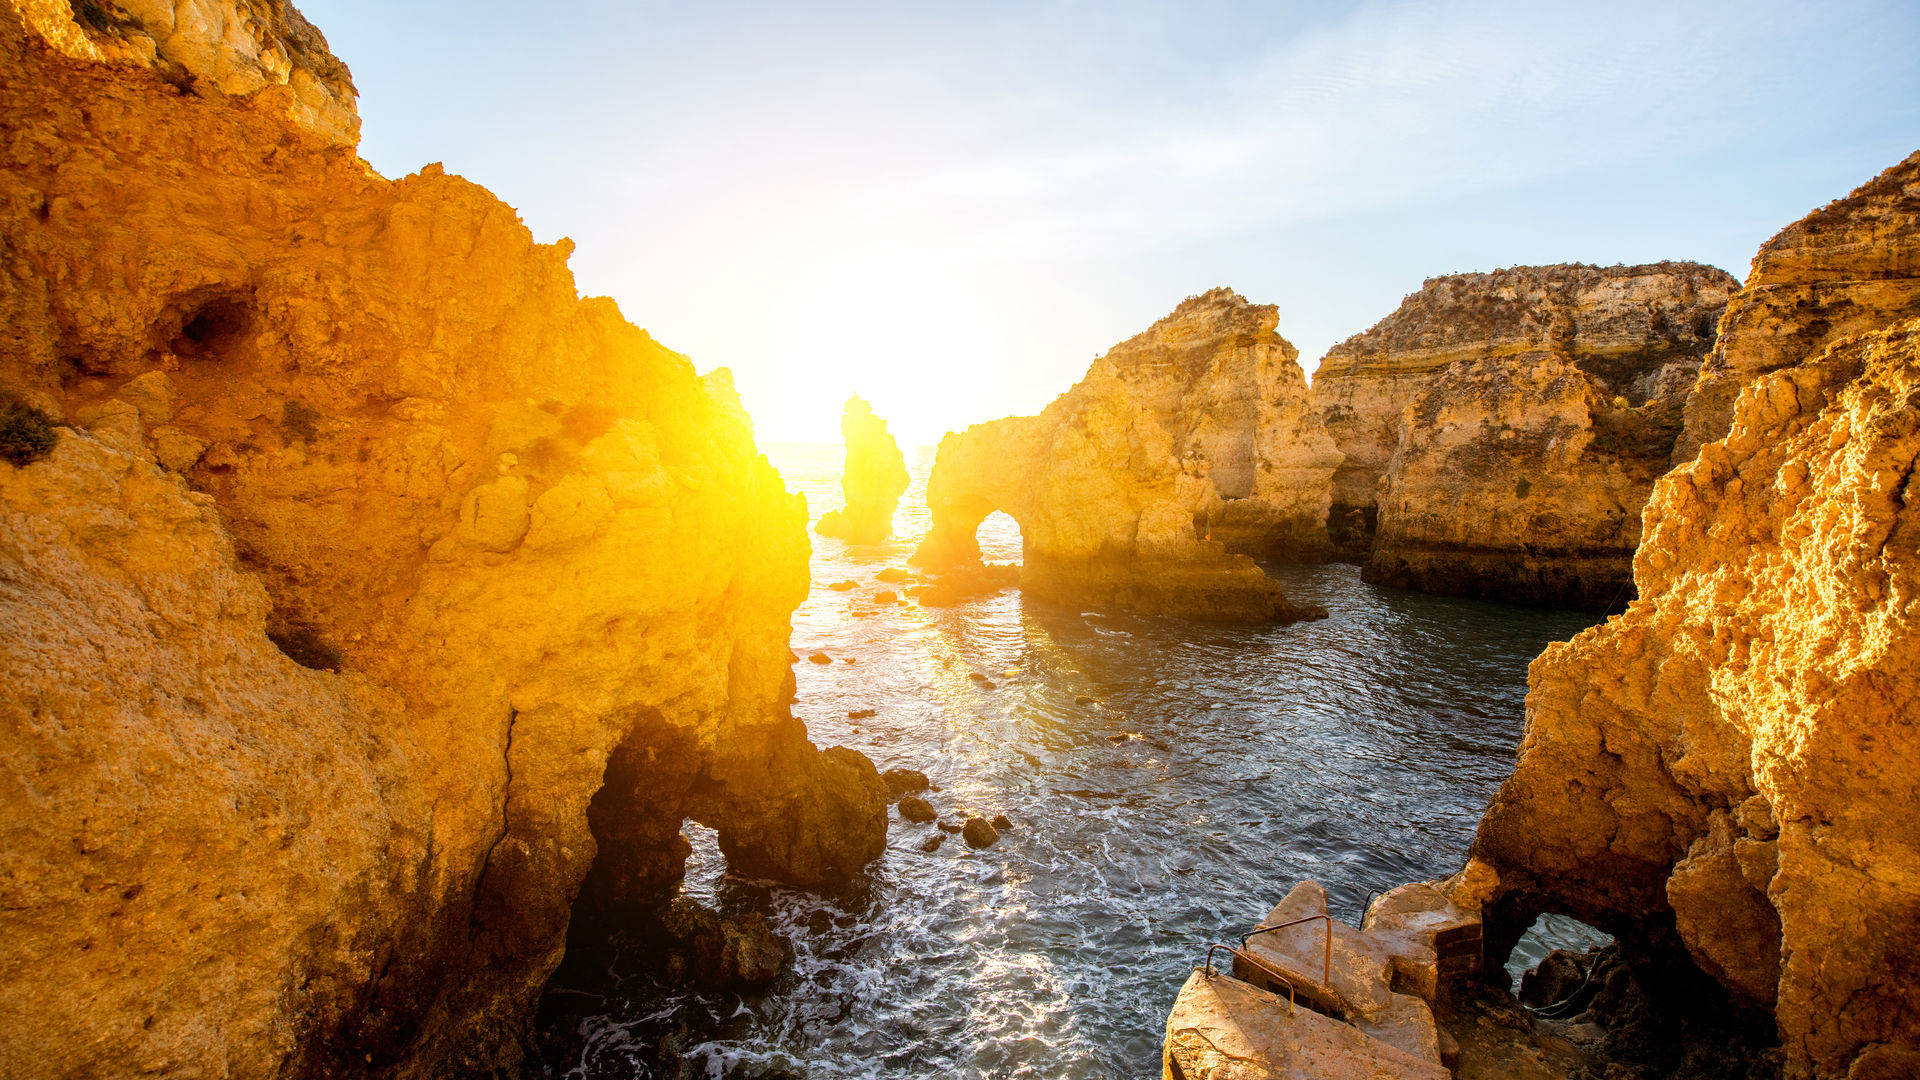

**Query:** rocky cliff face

left=814, top=395, right=909, bottom=545
left=913, top=288, right=1336, bottom=622
left=1675, top=151, right=1920, bottom=465
left=1471, top=171, right=1920, bottom=1076
left=1312, top=263, right=1738, bottom=605
left=0, top=7, right=884, bottom=1078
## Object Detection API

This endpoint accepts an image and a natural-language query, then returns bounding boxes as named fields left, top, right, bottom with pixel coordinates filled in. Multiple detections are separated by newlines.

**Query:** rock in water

left=961, top=816, right=1000, bottom=849
left=659, top=898, right=788, bottom=989
left=1471, top=152, right=1920, bottom=1080
left=882, top=769, right=931, bottom=801
left=898, top=796, right=938, bottom=823
left=912, top=289, right=1336, bottom=623
left=990, top=814, right=1013, bottom=831
left=919, top=834, right=945, bottom=853
left=1311, top=262, right=1739, bottom=605
left=0, top=8, right=887, bottom=1077
left=814, top=396, right=910, bottom=544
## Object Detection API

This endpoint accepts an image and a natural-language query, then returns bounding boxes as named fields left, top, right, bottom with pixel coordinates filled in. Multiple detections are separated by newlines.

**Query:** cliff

left=912, top=288, right=1336, bottom=622
left=0, top=6, right=885, bottom=1078
left=1471, top=157, right=1920, bottom=1078
left=1311, top=263, right=1738, bottom=605
left=814, top=395, right=909, bottom=545
left=1675, top=151, right=1920, bottom=464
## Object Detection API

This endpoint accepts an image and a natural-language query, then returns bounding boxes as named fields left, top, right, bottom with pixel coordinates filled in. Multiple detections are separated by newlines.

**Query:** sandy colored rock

left=1675, top=150, right=1920, bottom=464
left=897, top=795, right=937, bottom=824
left=915, top=289, right=1336, bottom=622
left=1162, top=970, right=1450, bottom=1080
left=1311, top=263, right=1737, bottom=603
left=814, top=395, right=910, bottom=544
left=961, top=815, right=999, bottom=849
left=0, top=10, right=885, bottom=1078
left=5, top=0, right=360, bottom=150
left=1473, top=318, right=1920, bottom=1078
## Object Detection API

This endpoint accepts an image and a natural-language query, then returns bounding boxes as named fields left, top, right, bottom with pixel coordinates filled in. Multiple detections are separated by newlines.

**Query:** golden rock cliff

left=1675, top=150, right=1920, bottom=465
left=1311, top=263, right=1737, bottom=605
left=814, top=395, right=909, bottom=545
left=913, top=288, right=1336, bottom=622
left=1472, top=157, right=1920, bottom=1077
left=0, top=6, right=885, bottom=1077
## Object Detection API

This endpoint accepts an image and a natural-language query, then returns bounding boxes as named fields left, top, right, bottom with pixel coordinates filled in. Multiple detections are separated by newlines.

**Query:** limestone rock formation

left=6, top=0, right=360, bottom=148
left=1473, top=317, right=1920, bottom=1079
left=1675, top=150, right=1920, bottom=464
left=1311, top=263, right=1738, bottom=605
left=0, top=8, right=885, bottom=1078
left=913, top=288, right=1336, bottom=623
left=814, top=395, right=909, bottom=545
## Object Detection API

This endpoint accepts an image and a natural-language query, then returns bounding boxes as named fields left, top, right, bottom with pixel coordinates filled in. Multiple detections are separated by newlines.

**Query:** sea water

left=535, top=443, right=1605, bottom=1079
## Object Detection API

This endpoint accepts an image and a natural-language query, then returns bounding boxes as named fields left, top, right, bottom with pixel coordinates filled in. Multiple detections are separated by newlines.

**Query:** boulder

left=881, top=768, right=930, bottom=801
left=897, top=796, right=937, bottom=824
left=962, top=816, right=1000, bottom=849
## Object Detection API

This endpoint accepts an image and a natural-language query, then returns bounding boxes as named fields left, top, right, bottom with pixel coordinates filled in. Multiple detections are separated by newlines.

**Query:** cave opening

left=168, top=292, right=255, bottom=359
left=974, top=509, right=1023, bottom=565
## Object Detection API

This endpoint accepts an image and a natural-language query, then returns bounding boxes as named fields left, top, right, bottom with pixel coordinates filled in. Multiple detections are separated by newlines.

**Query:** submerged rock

left=961, top=816, right=1000, bottom=849
left=881, top=768, right=930, bottom=801
left=1313, top=262, right=1738, bottom=605
left=990, top=813, right=1013, bottom=831
left=913, top=289, right=1337, bottom=623
left=814, top=396, right=910, bottom=545
left=1473, top=158, right=1920, bottom=1079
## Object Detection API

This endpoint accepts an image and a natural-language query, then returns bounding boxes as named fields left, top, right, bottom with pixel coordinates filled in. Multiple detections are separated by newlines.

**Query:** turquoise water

left=536, top=443, right=1603, bottom=1078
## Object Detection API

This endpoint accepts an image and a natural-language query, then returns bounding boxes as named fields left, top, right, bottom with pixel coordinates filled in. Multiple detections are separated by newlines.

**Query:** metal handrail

left=1359, top=888, right=1384, bottom=927
left=1201, top=944, right=1298, bottom=1016
left=1239, top=913, right=1334, bottom=989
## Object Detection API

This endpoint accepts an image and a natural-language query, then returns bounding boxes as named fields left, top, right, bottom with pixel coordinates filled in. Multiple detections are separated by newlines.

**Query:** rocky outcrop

left=1311, top=263, right=1738, bottom=605
left=814, top=395, right=909, bottom=545
left=5, top=0, right=359, bottom=148
left=1675, top=151, right=1920, bottom=465
left=1472, top=316, right=1920, bottom=1079
left=0, top=8, right=884, bottom=1079
left=913, top=288, right=1336, bottom=622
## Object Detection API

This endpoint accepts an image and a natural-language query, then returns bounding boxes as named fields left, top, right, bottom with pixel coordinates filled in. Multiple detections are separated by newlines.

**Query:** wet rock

left=875, top=567, right=911, bottom=583
left=937, top=821, right=962, bottom=834
left=1519, top=949, right=1590, bottom=1008
left=874, top=590, right=897, bottom=604
left=990, top=814, right=1013, bottom=831
left=897, top=796, right=937, bottom=823
left=919, top=834, right=944, bottom=853
left=881, top=769, right=930, bottom=801
left=1074, top=695, right=1098, bottom=706
left=807, top=652, right=832, bottom=664
left=827, top=580, right=858, bottom=591
left=848, top=708, right=877, bottom=720
left=968, top=672, right=995, bottom=688
left=962, top=816, right=1000, bottom=849
left=659, top=897, right=788, bottom=990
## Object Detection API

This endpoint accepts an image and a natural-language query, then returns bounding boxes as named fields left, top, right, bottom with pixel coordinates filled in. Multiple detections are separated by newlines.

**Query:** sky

left=301, top=0, right=1920, bottom=444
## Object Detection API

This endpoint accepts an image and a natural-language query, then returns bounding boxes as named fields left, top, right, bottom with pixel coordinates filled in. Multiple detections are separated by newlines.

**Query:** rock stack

left=815, top=395, right=910, bottom=544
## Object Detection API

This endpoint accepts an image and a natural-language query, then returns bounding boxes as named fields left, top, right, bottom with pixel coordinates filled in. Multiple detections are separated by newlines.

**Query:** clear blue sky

left=301, top=0, right=1920, bottom=443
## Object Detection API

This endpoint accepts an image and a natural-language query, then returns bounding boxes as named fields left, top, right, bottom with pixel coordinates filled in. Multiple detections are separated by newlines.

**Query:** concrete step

left=1234, top=880, right=1398, bottom=1021
left=1164, top=968, right=1452, bottom=1080
left=1353, top=991, right=1444, bottom=1066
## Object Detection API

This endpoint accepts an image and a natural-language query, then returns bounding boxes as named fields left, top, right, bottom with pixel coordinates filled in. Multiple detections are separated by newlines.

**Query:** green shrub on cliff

left=0, top=397, right=56, bottom=466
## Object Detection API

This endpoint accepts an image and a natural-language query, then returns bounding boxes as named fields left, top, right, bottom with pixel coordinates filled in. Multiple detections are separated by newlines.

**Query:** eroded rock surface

left=1473, top=318, right=1920, bottom=1077
left=0, top=9, right=884, bottom=1078
left=814, top=395, right=909, bottom=545
left=1311, top=263, right=1737, bottom=604
left=914, top=288, right=1335, bottom=622
left=1675, top=150, right=1920, bottom=464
